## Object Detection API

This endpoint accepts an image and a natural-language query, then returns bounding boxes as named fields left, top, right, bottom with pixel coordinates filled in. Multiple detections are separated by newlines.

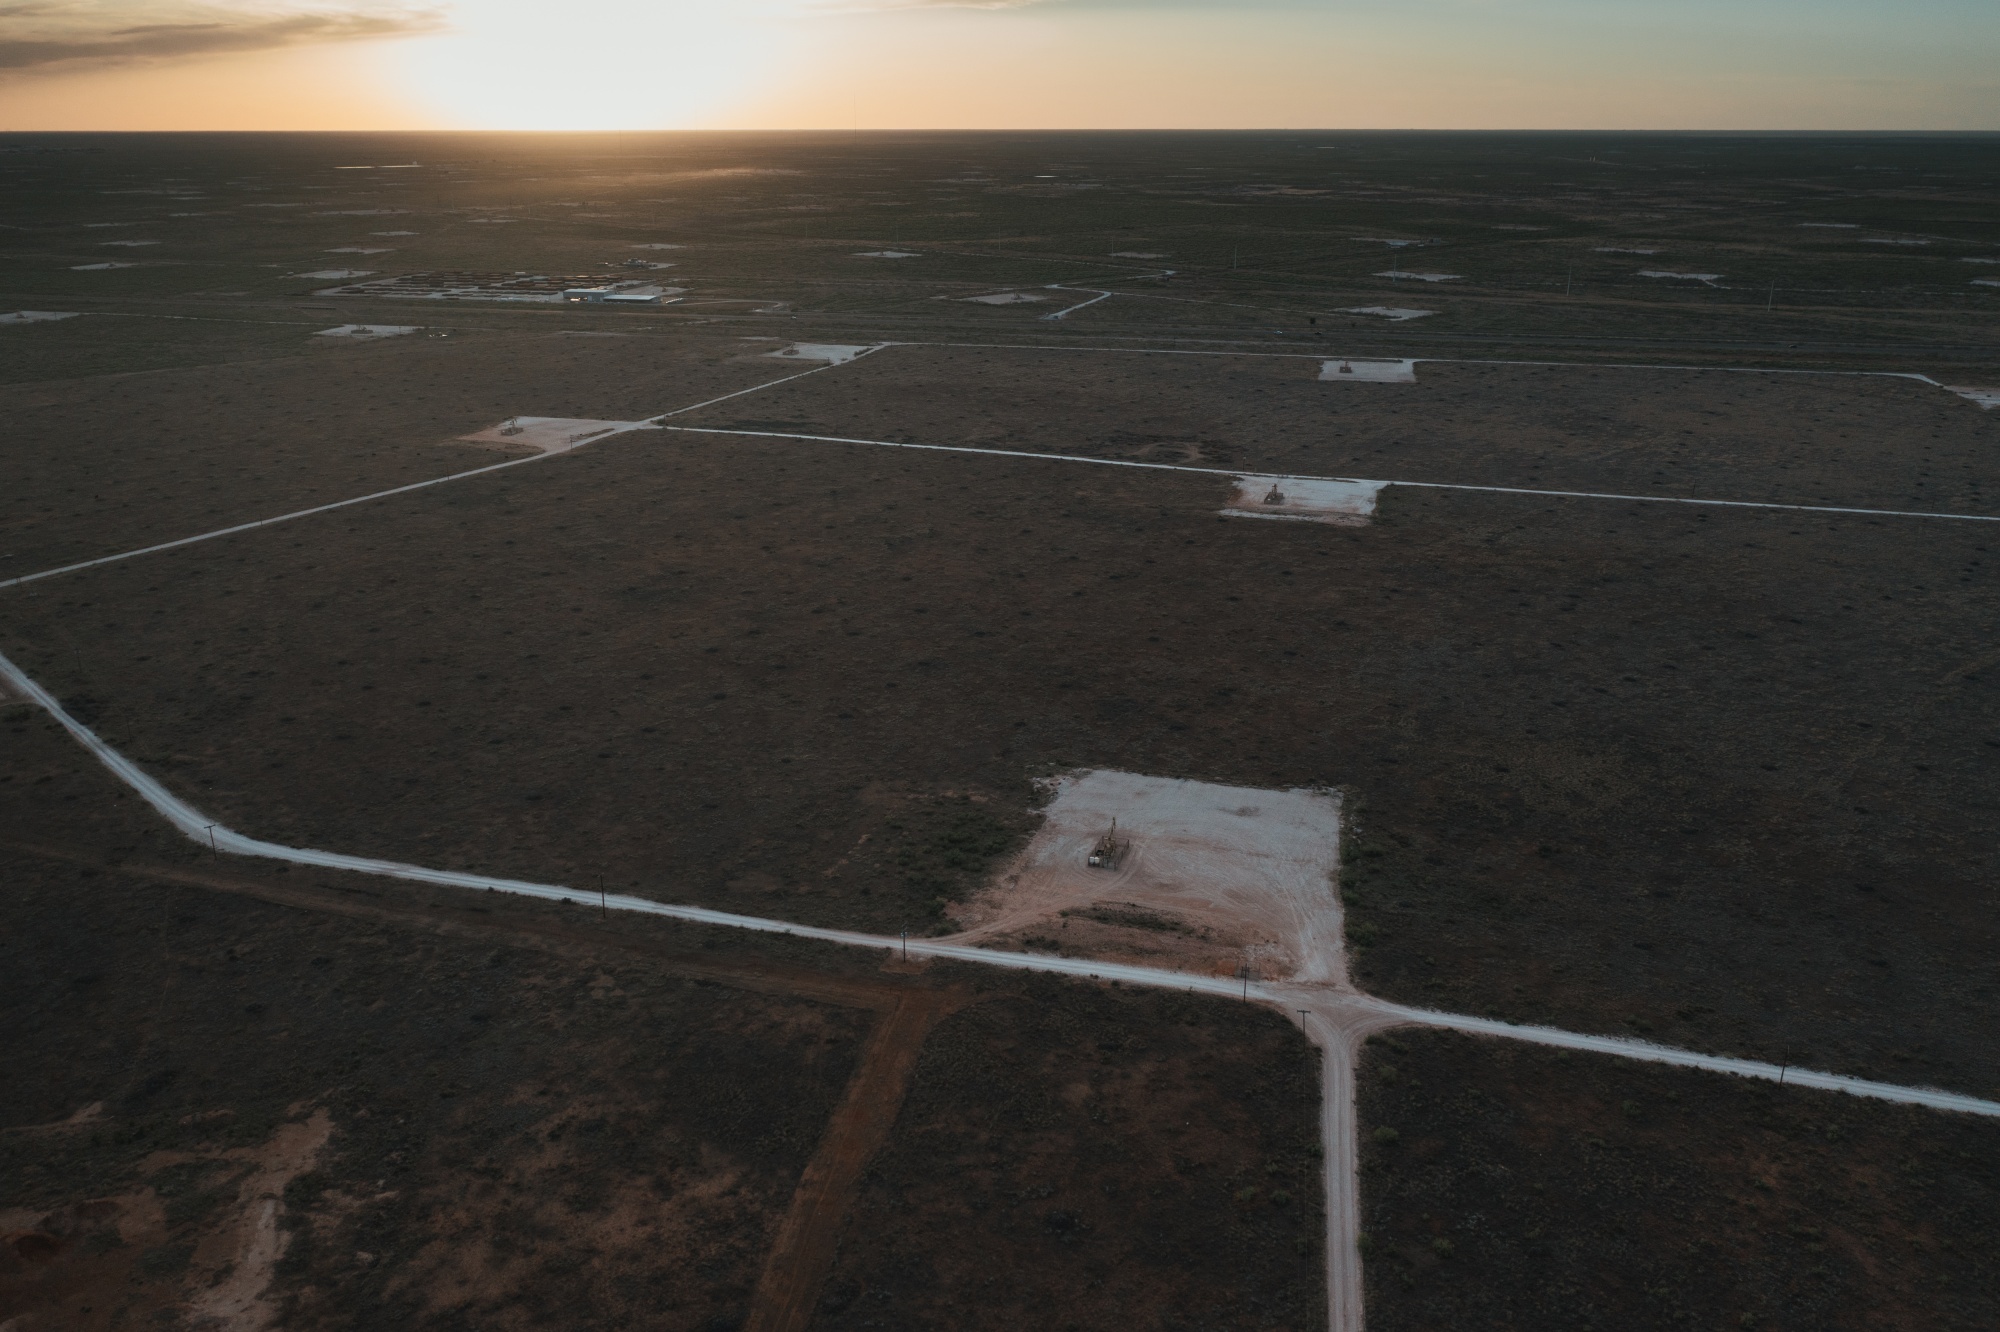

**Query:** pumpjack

left=1087, top=820, right=1126, bottom=870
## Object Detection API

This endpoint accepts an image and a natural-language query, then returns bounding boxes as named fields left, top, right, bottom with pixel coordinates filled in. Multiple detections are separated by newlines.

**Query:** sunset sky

left=0, top=0, right=1994, bottom=132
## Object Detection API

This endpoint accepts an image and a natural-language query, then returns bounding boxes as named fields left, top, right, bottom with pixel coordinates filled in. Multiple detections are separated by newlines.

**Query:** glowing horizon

left=0, top=0, right=1995, bottom=132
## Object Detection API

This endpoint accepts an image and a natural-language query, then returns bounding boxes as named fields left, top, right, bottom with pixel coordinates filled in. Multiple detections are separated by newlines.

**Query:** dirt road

left=7, top=644, right=2000, bottom=1332
left=744, top=992, right=960, bottom=1332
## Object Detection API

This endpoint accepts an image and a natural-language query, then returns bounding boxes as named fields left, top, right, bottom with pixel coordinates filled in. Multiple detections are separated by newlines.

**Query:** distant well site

left=312, top=268, right=679, bottom=305
left=3, top=131, right=1998, bottom=1332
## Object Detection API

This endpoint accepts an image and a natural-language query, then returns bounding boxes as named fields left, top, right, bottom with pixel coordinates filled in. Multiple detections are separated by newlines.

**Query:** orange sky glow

left=0, top=1, right=1994, bottom=132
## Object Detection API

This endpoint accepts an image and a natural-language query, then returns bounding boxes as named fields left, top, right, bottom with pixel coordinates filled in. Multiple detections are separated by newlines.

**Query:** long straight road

left=7, top=644, right=1999, bottom=1330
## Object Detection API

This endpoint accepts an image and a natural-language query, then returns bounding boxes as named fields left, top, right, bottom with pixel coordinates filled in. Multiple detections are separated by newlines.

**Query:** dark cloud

left=0, top=7, right=443, bottom=72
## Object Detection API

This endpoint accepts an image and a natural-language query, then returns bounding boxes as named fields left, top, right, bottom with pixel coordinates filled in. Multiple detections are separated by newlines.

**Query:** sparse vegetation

left=4, top=131, right=1999, bottom=1330
left=1358, top=1029, right=2000, bottom=1330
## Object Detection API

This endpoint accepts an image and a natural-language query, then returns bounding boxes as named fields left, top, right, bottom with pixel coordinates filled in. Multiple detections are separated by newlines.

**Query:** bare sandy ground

left=946, top=770, right=1350, bottom=987
left=1373, top=271, right=1458, bottom=282
left=766, top=343, right=877, bottom=365
left=0, top=1108, right=331, bottom=1331
left=314, top=324, right=417, bottom=340
left=1, top=311, right=79, bottom=325
left=1338, top=306, right=1433, bottom=322
left=1944, top=385, right=2000, bottom=409
left=1222, top=475, right=1386, bottom=524
left=185, top=1110, right=334, bottom=1330
left=1318, top=358, right=1417, bottom=383
left=960, top=292, right=1049, bottom=305
left=455, top=417, right=660, bottom=455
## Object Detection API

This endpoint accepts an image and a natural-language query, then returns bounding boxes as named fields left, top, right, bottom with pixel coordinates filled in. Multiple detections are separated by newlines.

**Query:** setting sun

left=384, top=0, right=793, bottom=131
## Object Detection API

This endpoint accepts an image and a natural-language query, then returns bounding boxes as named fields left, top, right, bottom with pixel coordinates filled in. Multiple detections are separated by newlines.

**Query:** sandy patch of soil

left=70, top=263, right=136, bottom=271
left=946, top=770, right=1349, bottom=985
left=1111, top=250, right=1168, bottom=258
left=851, top=251, right=919, bottom=259
left=960, top=292, right=1048, bottom=305
left=1638, top=269, right=1721, bottom=283
left=1222, top=474, right=1386, bottom=525
left=186, top=1110, right=334, bottom=1329
left=766, top=342, right=877, bottom=365
left=1374, top=270, right=1458, bottom=282
left=1595, top=246, right=1661, bottom=254
left=1339, top=306, right=1433, bottom=321
left=1974, top=279, right=2000, bottom=289
left=1320, top=358, right=1417, bottom=383
left=1943, top=385, right=2000, bottom=409
left=455, top=416, right=660, bottom=455
left=314, top=324, right=417, bottom=339
left=293, top=269, right=376, bottom=280
left=0, top=1110, right=330, bottom=1332
left=0, top=312, right=78, bottom=325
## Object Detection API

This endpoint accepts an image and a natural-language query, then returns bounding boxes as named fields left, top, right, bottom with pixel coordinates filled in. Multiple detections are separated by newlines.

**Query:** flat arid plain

left=3, top=131, right=1998, bottom=1331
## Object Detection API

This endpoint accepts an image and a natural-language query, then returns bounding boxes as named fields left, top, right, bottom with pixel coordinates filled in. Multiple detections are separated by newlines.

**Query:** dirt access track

left=4, top=332, right=1999, bottom=1331
left=10, top=340, right=1991, bottom=1107
left=0, top=832, right=934, bottom=1332
left=9, top=639, right=1998, bottom=1332
left=0, top=811, right=1324, bottom=1332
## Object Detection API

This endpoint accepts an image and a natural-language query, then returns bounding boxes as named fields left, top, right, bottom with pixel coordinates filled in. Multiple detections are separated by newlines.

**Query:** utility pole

left=205, top=824, right=218, bottom=856
left=599, top=874, right=607, bottom=918
left=900, top=928, right=907, bottom=961
left=1778, top=1045, right=1790, bottom=1086
left=1565, top=262, right=1573, bottom=297
left=1767, top=280, right=1776, bottom=313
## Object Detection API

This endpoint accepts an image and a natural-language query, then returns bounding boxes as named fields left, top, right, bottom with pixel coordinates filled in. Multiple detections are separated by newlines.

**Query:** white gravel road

left=8, top=649, right=2000, bottom=1331
left=5, top=338, right=1998, bottom=1330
